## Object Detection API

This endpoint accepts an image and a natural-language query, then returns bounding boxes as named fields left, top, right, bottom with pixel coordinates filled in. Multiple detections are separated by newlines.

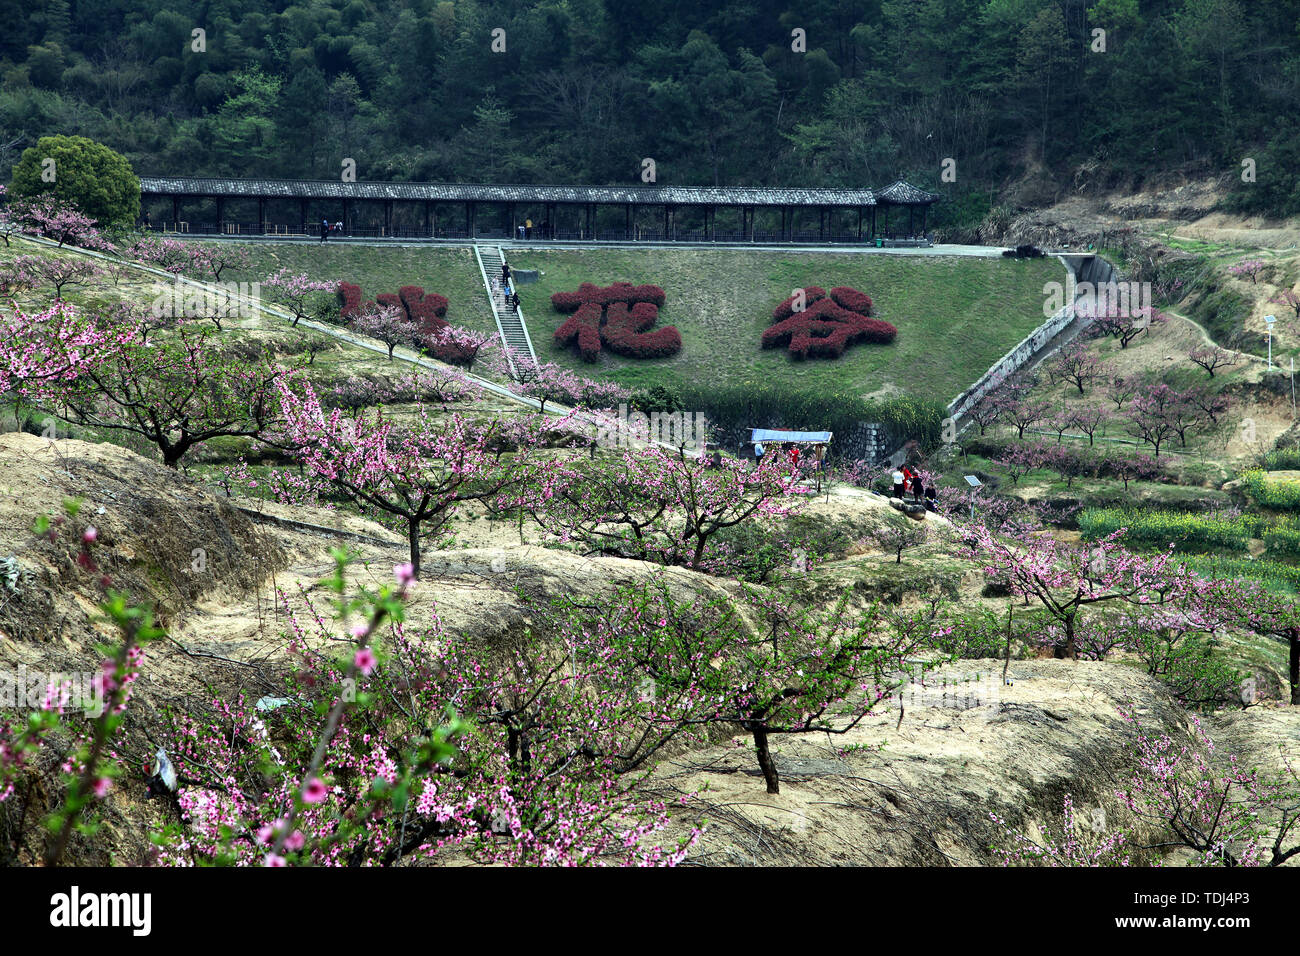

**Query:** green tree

left=9, top=135, right=139, bottom=228
left=210, top=69, right=282, bottom=170
left=1173, top=0, right=1247, bottom=155
left=24, top=42, right=64, bottom=88
left=643, top=32, right=778, bottom=185
left=453, top=94, right=520, bottom=183
left=1017, top=4, right=1073, bottom=164
left=279, top=66, right=329, bottom=175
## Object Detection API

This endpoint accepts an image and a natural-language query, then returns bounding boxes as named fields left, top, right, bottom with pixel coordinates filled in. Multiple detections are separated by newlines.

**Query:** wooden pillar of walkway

left=626, top=204, right=633, bottom=240
left=819, top=206, right=826, bottom=241
left=423, top=201, right=432, bottom=237
left=173, top=196, right=181, bottom=230
left=383, top=200, right=393, bottom=237
left=870, top=206, right=876, bottom=239
left=343, top=199, right=352, bottom=235
left=585, top=203, right=594, bottom=239
left=857, top=208, right=863, bottom=240
left=299, top=199, right=307, bottom=236
left=214, top=197, right=225, bottom=234
left=908, top=205, right=914, bottom=236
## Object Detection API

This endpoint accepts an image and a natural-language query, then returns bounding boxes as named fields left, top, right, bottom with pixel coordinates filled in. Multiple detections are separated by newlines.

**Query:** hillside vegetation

left=4, top=1, right=1300, bottom=230
left=1, top=225, right=1298, bottom=870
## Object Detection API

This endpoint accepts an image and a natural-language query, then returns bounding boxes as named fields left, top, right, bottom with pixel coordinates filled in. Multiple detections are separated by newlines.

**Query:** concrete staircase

left=474, top=244, right=537, bottom=379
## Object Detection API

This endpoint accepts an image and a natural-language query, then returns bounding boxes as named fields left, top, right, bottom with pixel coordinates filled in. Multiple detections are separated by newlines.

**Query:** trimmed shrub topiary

left=337, top=281, right=371, bottom=319
left=761, top=284, right=895, bottom=359
left=552, top=281, right=681, bottom=361
left=829, top=286, right=873, bottom=315
left=772, top=287, right=827, bottom=322
left=338, top=281, right=473, bottom=365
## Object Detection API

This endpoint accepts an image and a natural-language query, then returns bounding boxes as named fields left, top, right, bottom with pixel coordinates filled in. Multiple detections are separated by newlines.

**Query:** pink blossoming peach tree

left=277, top=379, right=571, bottom=576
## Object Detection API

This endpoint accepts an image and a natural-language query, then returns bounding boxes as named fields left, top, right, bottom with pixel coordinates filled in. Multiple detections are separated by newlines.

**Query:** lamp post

left=1265, top=314, right=1276, bottom=369
left=964, top=474, right=982, bottom=522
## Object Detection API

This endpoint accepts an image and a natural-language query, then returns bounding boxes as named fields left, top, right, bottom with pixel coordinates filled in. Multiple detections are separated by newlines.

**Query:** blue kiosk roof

left=750, top=429, right=833, bottom=444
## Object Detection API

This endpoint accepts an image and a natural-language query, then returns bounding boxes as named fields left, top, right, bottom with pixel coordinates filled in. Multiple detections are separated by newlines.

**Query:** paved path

left=474, top=244, right=537, bottom=374
left=143, top=232, right=1014, bottom=257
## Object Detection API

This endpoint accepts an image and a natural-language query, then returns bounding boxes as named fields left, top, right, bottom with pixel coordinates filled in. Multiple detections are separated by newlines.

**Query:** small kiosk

left=749, top=429, right=833, bottom=488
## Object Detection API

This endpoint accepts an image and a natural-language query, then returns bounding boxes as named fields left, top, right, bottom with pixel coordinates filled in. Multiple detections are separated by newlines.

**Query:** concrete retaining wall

left=946, top=253, right=1120, bottom=425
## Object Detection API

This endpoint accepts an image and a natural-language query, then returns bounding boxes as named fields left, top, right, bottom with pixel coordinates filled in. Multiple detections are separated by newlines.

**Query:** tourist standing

left=924, top=487, right=938, bottom=513
left=754, top=441, right=765, bottom=466
left=501, top=262, right=511, bottom=285
left=892, top=468, right=905, bottom=498
left=321, top=218, right=329, bottom=243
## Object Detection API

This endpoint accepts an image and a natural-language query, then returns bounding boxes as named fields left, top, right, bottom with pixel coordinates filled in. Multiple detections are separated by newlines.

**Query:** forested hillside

left=1, top=0, right=1298, bottom=224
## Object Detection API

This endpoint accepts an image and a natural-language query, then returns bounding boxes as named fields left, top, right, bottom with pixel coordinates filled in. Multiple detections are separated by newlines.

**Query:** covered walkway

left=137, top=177, right=940, bottom=244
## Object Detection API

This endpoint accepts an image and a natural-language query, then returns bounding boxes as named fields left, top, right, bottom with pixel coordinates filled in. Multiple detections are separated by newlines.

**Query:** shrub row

left=674, top=380, right=945, bottom=457
left=552, top=283, right=681, bottom=361
left=1240, top=469, right=1300, bottom=511
left=550, top=282, right=666, bottom=312
left=1182, top=554, right=1300, bottom=595
left=1078, top=507, right=1265, bottom=552
left=1263, top=517, right=1300, bottom=557
left=1263, top=448, right=1300, bottom=471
